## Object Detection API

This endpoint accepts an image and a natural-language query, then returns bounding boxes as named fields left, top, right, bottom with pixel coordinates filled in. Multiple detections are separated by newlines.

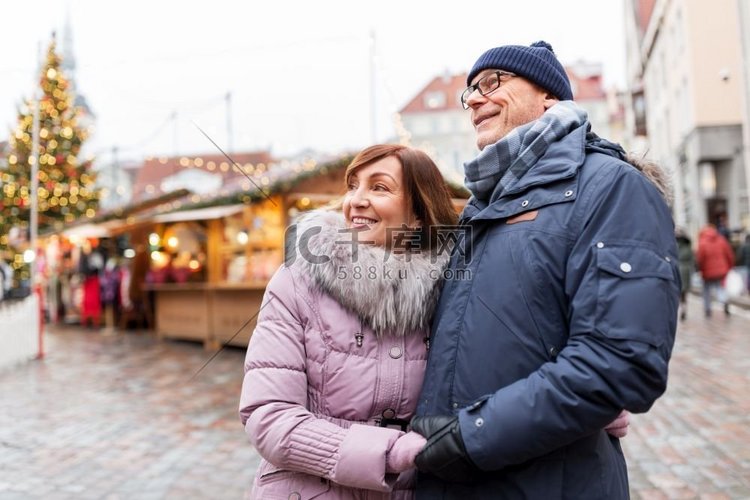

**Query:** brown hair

left=344, top=144, right=458, bottom=250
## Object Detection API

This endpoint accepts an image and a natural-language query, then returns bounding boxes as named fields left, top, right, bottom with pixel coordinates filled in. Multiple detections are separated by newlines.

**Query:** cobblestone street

left=623, top=297, right=750, bottom=499
left=0, top=326, right=258, bottom=499
left=0, top=295, right=749, bottom=499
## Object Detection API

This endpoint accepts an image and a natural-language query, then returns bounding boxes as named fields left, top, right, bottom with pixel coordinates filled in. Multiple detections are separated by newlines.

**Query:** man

left=411, top=41, right=679, bottom=498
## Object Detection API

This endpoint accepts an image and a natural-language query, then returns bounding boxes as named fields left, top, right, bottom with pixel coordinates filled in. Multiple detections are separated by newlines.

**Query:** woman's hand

left=604, top=410, right=630, bottom=438
left=386, top=431, right=427, bottom=473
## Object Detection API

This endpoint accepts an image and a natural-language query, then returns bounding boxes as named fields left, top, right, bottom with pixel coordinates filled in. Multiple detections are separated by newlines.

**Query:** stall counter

left=144, top=282, right=267, bottom=350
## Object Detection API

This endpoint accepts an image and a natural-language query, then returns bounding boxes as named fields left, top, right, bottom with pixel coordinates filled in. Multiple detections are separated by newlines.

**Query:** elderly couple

left=239, top=41, right=679, bottom=499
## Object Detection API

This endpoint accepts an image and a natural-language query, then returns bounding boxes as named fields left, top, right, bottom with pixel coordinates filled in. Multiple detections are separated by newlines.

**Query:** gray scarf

left=464, top=101, right=588, bottom=202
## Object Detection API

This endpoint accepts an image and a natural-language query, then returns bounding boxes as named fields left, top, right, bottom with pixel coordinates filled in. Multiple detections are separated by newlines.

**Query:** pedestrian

left=739, top=234, right=750, bottom=294
left=100, top=257, right=122, bottom=330
left=716, top=213, right=731, bottom=242
left=0, top=255, right=11, bottom=302
left=696, top=223, right=735, bottom=317
left=79, top=242, right=104, bottom=328
left=676, top=227, right=695, bottom=320
left=411, top=41, right=678, bottom=499
left=238, top=144, right=630, bottom=499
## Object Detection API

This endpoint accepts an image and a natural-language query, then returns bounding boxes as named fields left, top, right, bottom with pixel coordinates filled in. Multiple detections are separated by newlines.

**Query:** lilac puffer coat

left=239, top=210, right=448, bottom=499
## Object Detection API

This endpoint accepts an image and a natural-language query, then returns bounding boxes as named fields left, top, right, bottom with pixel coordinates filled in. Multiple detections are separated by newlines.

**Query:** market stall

left=142, top=157, right=351, bottom=349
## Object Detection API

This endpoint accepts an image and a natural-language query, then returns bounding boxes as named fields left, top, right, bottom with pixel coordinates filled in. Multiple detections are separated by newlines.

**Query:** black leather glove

left=411, top=415, right=481, bottom=482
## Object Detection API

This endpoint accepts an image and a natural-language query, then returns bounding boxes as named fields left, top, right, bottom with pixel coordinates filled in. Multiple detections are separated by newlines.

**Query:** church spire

left=58, top=7, right=95, bottom=119
left=61, top=7, right=77, bottom=88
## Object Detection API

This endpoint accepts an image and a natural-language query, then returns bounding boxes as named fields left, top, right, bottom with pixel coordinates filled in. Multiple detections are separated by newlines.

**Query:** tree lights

left=0, top=36, right=100, bottom=286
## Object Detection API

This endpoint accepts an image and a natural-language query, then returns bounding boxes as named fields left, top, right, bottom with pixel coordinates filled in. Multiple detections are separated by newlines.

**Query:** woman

left=239, top=144, right=628, bottom=499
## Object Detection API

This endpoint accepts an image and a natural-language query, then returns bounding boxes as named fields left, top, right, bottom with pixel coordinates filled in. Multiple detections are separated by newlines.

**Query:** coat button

left=289, top=493, right=301, bottom=500
left=549, top=346, right=558, bottom=357
left=452, top=402, right=459, bottom=409
left=596, top=242, right=604, bottom=249
left=389, top=346, right=403, bottom=359
left=564, top=190, right=574, bottom=197
left=620, top=262, right=632, bottom=273
left=521, top=200, right=529, bottom=207
left=475, top=418, right=484, bottom=427
left=382, top=408, right=396, bottom=419
left=665, top=256, right=671, bottom=262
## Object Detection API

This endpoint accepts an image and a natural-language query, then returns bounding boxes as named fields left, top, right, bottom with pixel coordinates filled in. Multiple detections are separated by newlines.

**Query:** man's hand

left=411, top=415, right=481, bottom=482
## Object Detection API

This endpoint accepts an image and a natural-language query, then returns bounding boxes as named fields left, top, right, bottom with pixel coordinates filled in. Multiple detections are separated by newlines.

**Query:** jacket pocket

left=250, top=460, right=331, bottom=499
left=595, top=244, right=675, bottom=346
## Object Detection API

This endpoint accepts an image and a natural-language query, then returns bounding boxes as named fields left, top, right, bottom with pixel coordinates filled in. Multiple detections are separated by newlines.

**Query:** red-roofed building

left=565, top=61, right=623, bottom=143
left=398, top=72, right=476, bottom=177
left=131, top=150, right=274, bottom=202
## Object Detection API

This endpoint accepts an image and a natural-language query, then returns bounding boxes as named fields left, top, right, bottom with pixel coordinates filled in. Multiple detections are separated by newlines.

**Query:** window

left=424, top=91, right=446, bottom=109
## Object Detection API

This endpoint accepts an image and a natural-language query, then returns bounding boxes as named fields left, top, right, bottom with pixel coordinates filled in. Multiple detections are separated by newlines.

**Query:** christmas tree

left=0, top=35, right=99, bottom=286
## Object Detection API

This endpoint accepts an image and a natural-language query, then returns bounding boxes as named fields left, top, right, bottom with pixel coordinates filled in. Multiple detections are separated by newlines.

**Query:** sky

left=0, top=0, right=627, bottom=166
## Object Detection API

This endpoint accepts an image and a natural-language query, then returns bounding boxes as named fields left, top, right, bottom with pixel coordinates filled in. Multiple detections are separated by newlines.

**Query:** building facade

left=625, top=0, right=748, bottom=237
left=737, top=0, right=750, bottom=235
left=398, top=73, right=476, bottom=179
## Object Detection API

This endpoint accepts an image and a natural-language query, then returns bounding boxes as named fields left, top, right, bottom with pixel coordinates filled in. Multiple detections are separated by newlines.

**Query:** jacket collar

left=286, top=210, right=450, bottom=337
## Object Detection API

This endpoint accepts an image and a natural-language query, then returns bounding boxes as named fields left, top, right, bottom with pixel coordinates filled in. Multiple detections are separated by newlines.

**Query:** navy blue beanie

left=467, top=41, right=573, bottom=101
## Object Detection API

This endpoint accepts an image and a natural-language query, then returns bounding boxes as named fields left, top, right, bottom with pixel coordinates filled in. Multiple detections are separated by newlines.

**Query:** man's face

left=465, top=69, right=558, bottom=150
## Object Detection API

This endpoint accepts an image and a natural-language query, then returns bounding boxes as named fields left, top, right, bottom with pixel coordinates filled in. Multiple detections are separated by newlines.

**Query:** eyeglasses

left=460, top=71, right=516, bottom=109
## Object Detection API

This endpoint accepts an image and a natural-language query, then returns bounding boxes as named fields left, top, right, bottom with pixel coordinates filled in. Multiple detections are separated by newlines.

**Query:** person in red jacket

left=696, top=224, right=735, bottom=317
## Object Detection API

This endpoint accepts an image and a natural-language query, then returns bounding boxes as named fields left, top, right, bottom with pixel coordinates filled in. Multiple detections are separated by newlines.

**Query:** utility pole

left=29, top=43, right=41, bottom=287
left=111, top=146, right=120, bottom=208
left=30, top=41, right=44, bottom=360
left=226, top=91, right=234, bottom=154
left=369, top=30, right=378, bottom=144
left=29, top=95, right=40, bottom=277
left=172, top=110, right=179, bottom=158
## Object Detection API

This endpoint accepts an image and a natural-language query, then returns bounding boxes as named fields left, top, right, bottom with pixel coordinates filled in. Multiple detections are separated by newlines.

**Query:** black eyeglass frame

left=460, top=70, right=517, bottom=109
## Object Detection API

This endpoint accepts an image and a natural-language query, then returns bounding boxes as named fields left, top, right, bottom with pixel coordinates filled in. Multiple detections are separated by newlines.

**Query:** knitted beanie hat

left=467, top=41, right=573, bottom=101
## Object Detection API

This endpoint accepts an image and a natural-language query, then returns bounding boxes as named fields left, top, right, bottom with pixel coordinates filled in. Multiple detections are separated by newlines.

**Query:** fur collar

left=286, top=210, right=450, bottom=337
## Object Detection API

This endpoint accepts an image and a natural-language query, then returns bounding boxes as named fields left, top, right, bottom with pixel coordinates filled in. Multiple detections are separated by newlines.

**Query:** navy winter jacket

left=416, top=125, right=679, bottom=499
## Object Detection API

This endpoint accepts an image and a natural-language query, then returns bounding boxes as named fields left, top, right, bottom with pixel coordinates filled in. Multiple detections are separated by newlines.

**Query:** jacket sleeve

left=458, top=163, right=680, bottom=470
left=239, top=265, right=403, bottom=492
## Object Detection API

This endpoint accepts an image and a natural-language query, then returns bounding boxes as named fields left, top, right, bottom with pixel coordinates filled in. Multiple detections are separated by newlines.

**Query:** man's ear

left=542, top=93, right=560, bottom=110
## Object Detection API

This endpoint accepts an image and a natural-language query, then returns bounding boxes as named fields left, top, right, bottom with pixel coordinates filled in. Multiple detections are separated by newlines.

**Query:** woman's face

left=343, top=156, right=418, bottom=247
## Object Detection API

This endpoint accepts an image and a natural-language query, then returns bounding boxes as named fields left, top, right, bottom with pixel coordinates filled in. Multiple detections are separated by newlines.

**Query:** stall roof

left=152, top=204, right=244, bottom=223
left=61, top=223, right=111, bottom=239
left=39, top=189, right=193, bottom=238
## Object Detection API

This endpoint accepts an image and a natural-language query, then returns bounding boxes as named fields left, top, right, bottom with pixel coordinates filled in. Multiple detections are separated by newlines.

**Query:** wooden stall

left=144, top=158, right=351, bottom=349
